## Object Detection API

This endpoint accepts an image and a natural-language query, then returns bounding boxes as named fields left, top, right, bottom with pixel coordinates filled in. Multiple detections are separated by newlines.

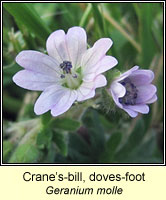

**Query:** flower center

left=119, top=78, right=137, bottom=105
left=60, top=61, right=82, bottom=89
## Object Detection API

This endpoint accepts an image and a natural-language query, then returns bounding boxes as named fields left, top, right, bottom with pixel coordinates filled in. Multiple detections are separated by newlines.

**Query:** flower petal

left=78, top=81, right=94, bottom=96
left=129, top=70, right=154, bottom=86
left=123, top=107, right=138, bottom=118
left=15, top=50, right=61, bottom=77
left=66, top=27, right=87, bottom=68
left=34, top=85, right=68, bottom=115
left=95, top=56, right=118, bottom=75
left=81, top=38, right=113, bottom=71
left=116, top=66, right=139, bottom=82
left=78, top=90, right=96, bottom=101
left=51, top=90, right=77, bottom=117
left=77, top=81, right=94, bottom=101
left=124, top=104, right=149, bottom=114
left=109, top=82, right=126, bottom=108
left=13, top=70, right=60, bottom=91
left=83, top=56, right=118, bottom=82
left=46, top=30, right=69, bottom=62
left=110, top=82, right=126, bottom=98
left=94, top=74, right=107, bottom=88
left=146, top=94, right=157, bottom=104
left=83, top=72, right=96, bottom=82
left=77, top=75, right=107, bottom=102
left=136, top=84, right=157, bottom=104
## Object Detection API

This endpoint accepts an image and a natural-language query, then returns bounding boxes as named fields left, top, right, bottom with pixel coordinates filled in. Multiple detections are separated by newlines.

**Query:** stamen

left=59, top=60, right=82, bottom=89
left=72, top=74, right=77, bottom=78
left=119, top=78, right=138, bottom=105
left=59, top=61, right=72, bottom=74
left=60, top=63, right=64, bottom=68
left=60, top=74, right=65, bottom=79
left=121, top=82, right=126, bottom=86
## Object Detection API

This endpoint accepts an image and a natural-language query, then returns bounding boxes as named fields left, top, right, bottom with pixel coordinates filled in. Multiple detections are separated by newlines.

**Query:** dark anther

left=60, top=61, right=73, bottom=74
left=124, top=77, right=131, bottom=83
left=119, top=78, right=138, bottom=105
left=125, top=100, right=130, bottom=105
left=60, top=63, right=64, bottom=68
left=119, top=98, right=123, bottom=103
left=121, top=82, right=126, bottom=86
left=60, top=74, right=65, bottom=79
left=72, top=74, right=77, bottom=78
left=131, top=83, right=136, bottom=89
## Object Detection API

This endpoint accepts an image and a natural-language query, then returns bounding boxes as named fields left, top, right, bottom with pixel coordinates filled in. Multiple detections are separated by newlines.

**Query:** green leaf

left=100, top=132, right=122, bottom=163
left=115, top=119, right=145, bottom=161
left=98, top=113, right=115, bottom=132
left=53, top=132, right=68, bottom=156
left=9, top=143, right=40, bottom=163
left=118, top=130, right=163, bottom=163
left=91, top=3, right=105, bottom=37
left=82, top=109, right=106, bottom=162
left=110, top=29, right=127, bottom=53
left=139, top=4, right=156, bottom=67
left=68, top=133, right=91, bottom=163
left=79, top=4, right=92, bottom=27
left=3, top=3, right=51, bottom=42
left=3, top=140, right=14, bottom=162
left=53, top=118, right=81, bottom=131
left=41, top=112, right=52, bottom=127
left=43, top=143, right=56, bottom=163
left=143, top=109, right=152, bottom=133
left=36, top=128, right=52, bottom=149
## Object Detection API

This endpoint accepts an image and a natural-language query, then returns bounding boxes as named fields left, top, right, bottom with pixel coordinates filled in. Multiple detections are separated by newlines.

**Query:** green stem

left=103, top=8, right=141, bottom=53
left=79, top=3, right=92, bottom=27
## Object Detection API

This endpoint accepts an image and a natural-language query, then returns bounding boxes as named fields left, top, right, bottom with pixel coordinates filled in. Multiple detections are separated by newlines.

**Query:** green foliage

left=99, top=132, right=122, bottom=163
left=67, top=133, right=91, bottom=163
left=36, top=128, right=52, bottom=149
left=114, top=119, right=162, bottom=163
left=55, top=109, right=162, bottom=164
left=91, top=3, right=105, bottom=37
left=117, top=119, right=145, bottom=156
left=41, top=112, right=52, bottom=127
left=3, top=140, right=14, bottom=162
left=138, top=4, right=157, bottom=67
left=3, top=2, right=163, bottom=164
left=9, top=143, right=40, bottom=163
left=3, top=63, right=22, bottom=87
left=4, top=3, right=51, bottom=43
left=53, top=132, right=68, bottom=156
left=52, top=118, right=81, bottom=131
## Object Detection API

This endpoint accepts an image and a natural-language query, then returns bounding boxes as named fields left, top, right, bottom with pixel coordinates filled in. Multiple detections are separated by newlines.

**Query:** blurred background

left=3, top=2, right=164, bottom=164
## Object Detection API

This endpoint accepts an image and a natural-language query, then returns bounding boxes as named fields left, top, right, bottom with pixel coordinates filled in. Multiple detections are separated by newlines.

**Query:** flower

left=13, top=26, right=118, bottom=117
left=109, top=66, right=157, bottom=118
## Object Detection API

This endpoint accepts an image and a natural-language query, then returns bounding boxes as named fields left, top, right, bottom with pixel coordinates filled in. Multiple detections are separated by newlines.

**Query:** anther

left=60, top=74, right=65, bottom=79
left=121, top=82, right=126, bottom=86
left=72, top=74, right=77, bottom=78
left=60, top=61, right=73, bottom=74
left=119, top=78, right=138, bottom=105
left=119, top=98, right=123, bottom=103
left=60, top=63, right=64, bottom=68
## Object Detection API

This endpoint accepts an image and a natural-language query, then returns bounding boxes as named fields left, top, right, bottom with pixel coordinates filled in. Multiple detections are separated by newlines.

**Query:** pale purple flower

left=13, top=26, right=118, bottom=117
left=109, top=66, right=157, bottom=118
